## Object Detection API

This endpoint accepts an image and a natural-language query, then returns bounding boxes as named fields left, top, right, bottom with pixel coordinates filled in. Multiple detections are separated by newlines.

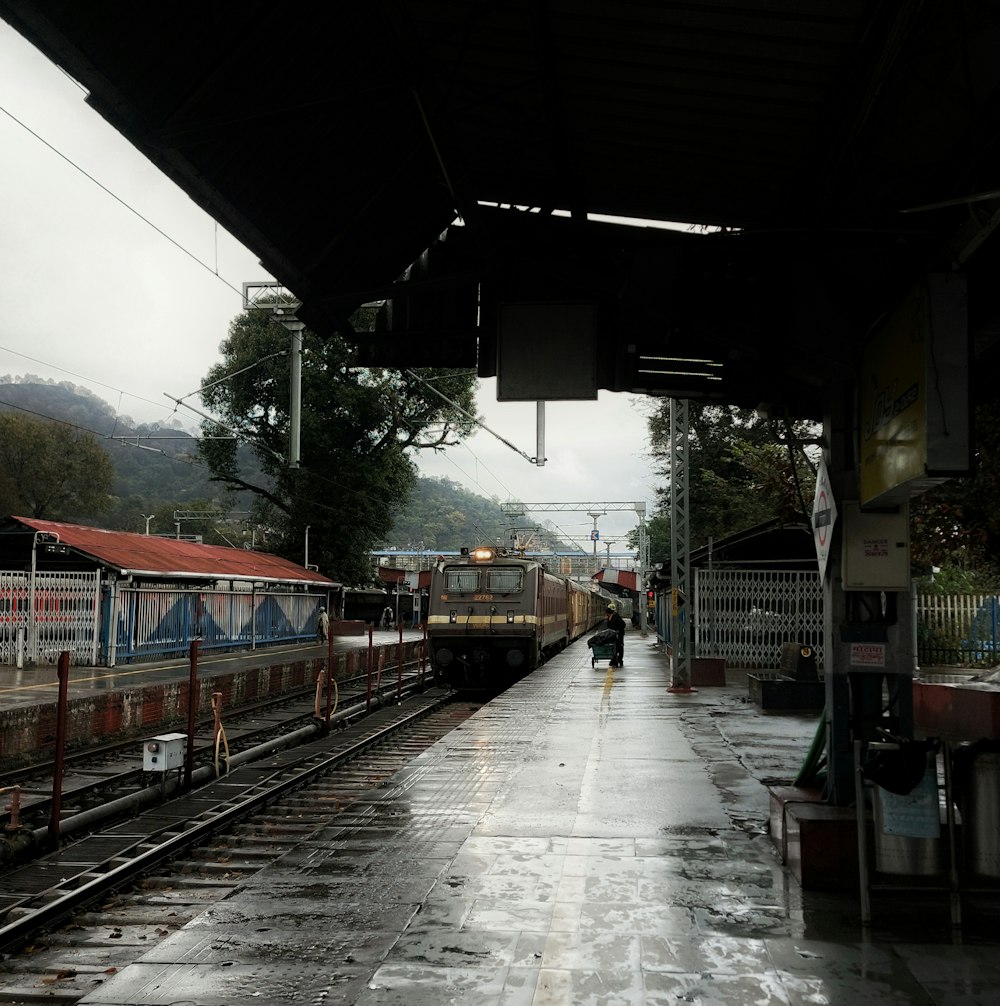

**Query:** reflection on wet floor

left=79, top=634, right=1000, bottom=1006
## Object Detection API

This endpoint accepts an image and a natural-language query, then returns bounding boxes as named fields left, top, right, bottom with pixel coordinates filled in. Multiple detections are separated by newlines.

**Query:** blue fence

left=105, top=587, right=329, bottom=665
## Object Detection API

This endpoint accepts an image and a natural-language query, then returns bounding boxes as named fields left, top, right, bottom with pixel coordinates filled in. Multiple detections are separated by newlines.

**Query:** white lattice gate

left=695, top=568, right=824, bottom=669
left=0, top=570, right=101, bottom=666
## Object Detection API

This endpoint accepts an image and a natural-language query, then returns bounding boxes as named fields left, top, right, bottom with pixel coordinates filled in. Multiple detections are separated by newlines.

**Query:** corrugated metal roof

left=3, top=1, right=1000, bottom=408
left=11, top=517, right=336, bottom=586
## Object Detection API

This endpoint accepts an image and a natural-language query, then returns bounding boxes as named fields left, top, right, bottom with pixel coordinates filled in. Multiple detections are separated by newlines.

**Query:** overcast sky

left=0, top=23, right=661, bottom=555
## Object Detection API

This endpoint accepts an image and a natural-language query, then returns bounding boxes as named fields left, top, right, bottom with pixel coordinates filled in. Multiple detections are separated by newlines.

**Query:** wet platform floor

left=76, top=631, right=1000, bottom=1005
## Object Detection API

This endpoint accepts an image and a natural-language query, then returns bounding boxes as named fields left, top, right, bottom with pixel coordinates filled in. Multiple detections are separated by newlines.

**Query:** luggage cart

left=590, top=641, right=617, bottom=668
left=587, top=628, right=620, bottom=668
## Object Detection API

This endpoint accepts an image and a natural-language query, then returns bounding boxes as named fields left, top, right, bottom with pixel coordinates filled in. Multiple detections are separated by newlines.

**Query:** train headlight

left=506, top=610, right=514, bottom=623
left=436, top=648, right=454, bottom=666
left=449, top=610, right=457, bottom=623
left=505, top=650, right=525, bottom=668
left=472, top=547, right=495, bottom=562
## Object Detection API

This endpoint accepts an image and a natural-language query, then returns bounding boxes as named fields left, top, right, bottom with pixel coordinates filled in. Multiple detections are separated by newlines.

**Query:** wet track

left=1, top=659, right=432, bottom=841
left=0, top=690, right=479, bottom=1001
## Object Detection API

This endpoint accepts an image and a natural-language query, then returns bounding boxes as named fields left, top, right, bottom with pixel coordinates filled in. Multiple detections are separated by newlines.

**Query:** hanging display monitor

left=497, top=303, right=598, bottom=401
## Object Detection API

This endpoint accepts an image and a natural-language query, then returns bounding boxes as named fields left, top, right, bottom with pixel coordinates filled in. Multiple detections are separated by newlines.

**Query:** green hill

left=0, top=377, right=580, bottom=552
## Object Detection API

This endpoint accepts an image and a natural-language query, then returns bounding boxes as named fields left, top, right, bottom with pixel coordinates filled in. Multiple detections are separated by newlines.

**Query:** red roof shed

left=4, top=517, right=337, bottom=587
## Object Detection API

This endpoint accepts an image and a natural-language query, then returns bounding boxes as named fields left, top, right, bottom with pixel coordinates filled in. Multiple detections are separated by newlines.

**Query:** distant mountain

left=0, top=378, right=259, bottom=527
left=383, top=476, right=582, bottom=553
left=0, top=377, right=579, bottom=551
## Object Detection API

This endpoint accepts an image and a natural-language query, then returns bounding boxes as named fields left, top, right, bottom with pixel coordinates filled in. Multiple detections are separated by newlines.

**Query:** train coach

left=426, top=546, right=606, bottom=688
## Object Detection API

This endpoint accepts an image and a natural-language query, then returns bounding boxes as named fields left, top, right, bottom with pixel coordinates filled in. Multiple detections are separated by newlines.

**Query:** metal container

left=962, top=751, right=1000, bottom=878
left=872, top=749, right=945, bottom=876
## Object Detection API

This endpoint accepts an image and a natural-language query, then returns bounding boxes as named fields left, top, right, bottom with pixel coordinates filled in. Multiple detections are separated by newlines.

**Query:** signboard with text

left=812, top=457, right=837, bottom=582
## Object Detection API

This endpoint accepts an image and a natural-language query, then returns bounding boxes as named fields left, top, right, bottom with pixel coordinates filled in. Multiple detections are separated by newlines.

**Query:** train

left=426, top=546, right=609, bottom=688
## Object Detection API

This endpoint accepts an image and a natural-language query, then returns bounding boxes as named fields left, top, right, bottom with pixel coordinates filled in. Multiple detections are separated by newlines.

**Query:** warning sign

left=850, top=642, right=885, bottom=668
left=863, top=538, right=889, bottom=558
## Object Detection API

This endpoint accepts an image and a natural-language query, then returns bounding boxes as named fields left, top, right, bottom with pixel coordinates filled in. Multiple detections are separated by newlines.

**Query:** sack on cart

left=587, top=628, right=618, bottom=648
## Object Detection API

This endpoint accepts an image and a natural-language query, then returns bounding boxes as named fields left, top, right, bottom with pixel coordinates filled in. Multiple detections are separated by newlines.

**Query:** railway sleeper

left=140, top=867, right=249, bottom=883
left=156, top=861, right=263, bottom=878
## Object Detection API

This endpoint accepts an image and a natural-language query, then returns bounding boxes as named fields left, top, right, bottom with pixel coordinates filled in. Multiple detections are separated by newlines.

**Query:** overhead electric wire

left=0, top=99, right=510, bottom=535
left=0, top=344, right=180, bottom=422
left=1, top=105, right=538, bottom=522
left=0, top=397, right=396, bottom=525
left=0, top=101, right=245, bottom=299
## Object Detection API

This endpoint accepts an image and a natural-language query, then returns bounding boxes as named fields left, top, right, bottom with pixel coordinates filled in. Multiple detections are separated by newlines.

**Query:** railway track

left=1, top=659, right=434, bottom=846
left=0, top=690, right=481, bottom=1002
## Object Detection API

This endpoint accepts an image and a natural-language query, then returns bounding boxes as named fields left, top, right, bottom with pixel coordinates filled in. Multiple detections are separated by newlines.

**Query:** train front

left=426, top=547, right=539, bottom=687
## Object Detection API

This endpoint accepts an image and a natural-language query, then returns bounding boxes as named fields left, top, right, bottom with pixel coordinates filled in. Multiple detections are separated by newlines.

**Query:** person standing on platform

left=606, top=603, right=626, bottom=667
left=317, top=605, right=330, bottom=643
left=381, top=605, right=393, bottom=630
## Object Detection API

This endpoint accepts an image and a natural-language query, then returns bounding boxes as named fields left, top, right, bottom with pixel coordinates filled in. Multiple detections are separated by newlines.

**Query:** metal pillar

left=588, top=512, right=603, bottom=558
left=286, top=321, right=304, bottom=468
left=669, top=399, right=691, bottom=689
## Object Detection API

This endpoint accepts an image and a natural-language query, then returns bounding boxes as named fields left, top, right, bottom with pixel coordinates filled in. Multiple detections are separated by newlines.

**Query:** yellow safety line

left=603, top=664, right=616, bottom=696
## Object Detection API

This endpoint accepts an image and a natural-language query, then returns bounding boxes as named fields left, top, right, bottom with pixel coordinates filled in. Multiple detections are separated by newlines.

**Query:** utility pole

left=588, top=511, right=604, bottom=558
left=669, top=398, right=691, bottom=691
left=242, top=282, right=304, bottom=470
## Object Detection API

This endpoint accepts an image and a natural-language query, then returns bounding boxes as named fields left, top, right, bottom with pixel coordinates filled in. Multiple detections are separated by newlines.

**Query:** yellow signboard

left=859, top=274, right=969, bottom=507
left=859, top=285, right=927, bottom=505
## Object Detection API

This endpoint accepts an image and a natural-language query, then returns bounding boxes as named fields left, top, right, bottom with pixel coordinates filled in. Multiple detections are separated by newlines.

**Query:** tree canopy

left=910, top=399, right=1000, bottom=590
left=644, top=403, right=817, bottom=557
left=0, top=412, right=115, bottom=520
left=197, top=309, right=478, bottom=583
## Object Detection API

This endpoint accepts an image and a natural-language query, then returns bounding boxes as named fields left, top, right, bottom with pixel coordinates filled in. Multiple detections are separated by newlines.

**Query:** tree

left=0, top=413, right=115, bottom=520
left=910, top=399, right=1000, bottom=590
left=197, top=309, right=477, bottom=583
left=644, top=404, right=817, bottom=551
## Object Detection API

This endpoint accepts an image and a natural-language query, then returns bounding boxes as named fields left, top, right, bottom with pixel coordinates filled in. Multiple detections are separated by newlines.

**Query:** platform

left=0, top=630, right=426, bottom=768
left=54, top=629, right=999, bottom=1005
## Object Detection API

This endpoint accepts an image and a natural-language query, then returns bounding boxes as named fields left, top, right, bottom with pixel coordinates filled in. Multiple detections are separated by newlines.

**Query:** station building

left=0, top=516, right=338, bottom=668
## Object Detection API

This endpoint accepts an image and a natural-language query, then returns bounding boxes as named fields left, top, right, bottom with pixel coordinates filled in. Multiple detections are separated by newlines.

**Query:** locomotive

left=426, top=546, right=607, bottom=688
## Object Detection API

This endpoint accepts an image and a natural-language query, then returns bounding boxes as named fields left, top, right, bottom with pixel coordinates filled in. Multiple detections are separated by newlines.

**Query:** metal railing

left=0, top=571, right=100, bottom=666
left=917, top=593, right=999, bottom=668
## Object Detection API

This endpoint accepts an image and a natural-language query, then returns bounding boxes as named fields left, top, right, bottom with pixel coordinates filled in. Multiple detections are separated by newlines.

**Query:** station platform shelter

left=6, top=626, right=994, bottom=1005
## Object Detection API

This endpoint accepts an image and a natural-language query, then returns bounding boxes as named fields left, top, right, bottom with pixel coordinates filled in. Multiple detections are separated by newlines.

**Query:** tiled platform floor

left=61, top=630, right=1000, bottom=1004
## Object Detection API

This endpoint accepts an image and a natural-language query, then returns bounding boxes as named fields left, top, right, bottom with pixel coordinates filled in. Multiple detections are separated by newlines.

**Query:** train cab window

left=487, top=568, right=523, bottom=594
left=446, top=569, right=480, bottom=593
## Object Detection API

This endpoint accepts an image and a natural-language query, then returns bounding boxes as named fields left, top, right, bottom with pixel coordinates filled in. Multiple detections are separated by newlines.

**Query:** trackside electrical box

left=143, top=733, right=187, bottom=772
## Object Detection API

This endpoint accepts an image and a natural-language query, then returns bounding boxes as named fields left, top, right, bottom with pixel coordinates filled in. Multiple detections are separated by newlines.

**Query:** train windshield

left=445, top=568, right=480, bottom=592
left=487, top=568, right=523, bottom=593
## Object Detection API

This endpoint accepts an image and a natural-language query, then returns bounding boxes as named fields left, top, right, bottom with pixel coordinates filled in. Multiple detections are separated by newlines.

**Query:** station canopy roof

left=4, top=517, right=337, bottom=586
left=3, top=1, right=1000, bottom=415
left=592, top=568, right=638, bottom=594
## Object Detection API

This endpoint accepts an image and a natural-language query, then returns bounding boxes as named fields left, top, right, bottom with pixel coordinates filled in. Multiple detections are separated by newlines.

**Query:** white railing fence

left=917, top=593, right=999, bottom=668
